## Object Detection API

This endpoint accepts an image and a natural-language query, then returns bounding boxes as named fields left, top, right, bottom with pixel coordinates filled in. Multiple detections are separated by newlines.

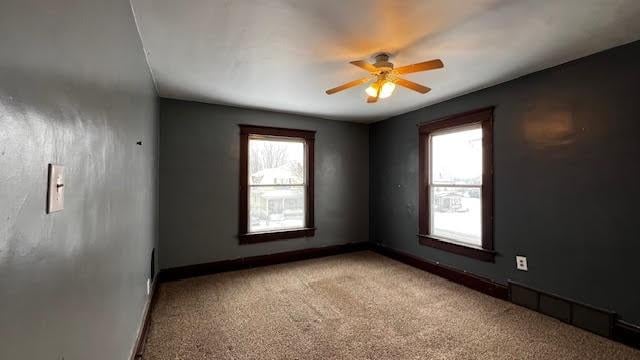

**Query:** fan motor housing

left=373, top=53, right=394, bottom=72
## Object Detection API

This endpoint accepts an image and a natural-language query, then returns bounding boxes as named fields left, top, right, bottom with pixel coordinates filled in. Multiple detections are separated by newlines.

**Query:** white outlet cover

left=47, top=164, right=64, bottom=213
left=516, top=256, right=528, bottom=271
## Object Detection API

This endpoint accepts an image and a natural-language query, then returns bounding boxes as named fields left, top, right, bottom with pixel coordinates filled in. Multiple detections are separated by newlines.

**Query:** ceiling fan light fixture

left=380, top=81, right=396, bottom=98
left=364, top=84, right=377, bottom=97
left=325, top=56, right=443, bottom=103
left=365, top=81, right=395, bottom=99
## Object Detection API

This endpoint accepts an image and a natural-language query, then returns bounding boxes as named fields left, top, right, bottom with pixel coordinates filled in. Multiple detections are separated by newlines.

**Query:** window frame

left=418, top=107, right=496, bottom=262
left=238, top=125, right=315, bottom=244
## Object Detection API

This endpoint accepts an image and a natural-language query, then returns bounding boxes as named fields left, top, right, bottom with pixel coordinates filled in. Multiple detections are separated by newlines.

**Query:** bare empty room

left=2, top=0, right=640, bottom=359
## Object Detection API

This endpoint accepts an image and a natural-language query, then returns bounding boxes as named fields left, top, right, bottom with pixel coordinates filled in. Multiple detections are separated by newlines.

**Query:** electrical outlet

left=146, top=278, right=151, bottom=295
left=516, top=256, right=528, bottom=271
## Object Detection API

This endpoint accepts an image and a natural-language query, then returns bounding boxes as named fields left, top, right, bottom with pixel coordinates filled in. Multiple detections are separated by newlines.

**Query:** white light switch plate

left=516, top=256, right=528, bottom=271
left=47, top=164, right=64, bottom=213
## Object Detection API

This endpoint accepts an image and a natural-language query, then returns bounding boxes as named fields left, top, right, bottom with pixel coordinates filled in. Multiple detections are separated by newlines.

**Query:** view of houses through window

left=248, top=138, right=305, bottom=232
left=429, top=125, right=483, bottom=247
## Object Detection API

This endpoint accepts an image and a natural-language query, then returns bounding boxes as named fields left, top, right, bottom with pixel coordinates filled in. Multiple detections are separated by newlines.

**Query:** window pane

left=431, top=186, right=481, bottom=247
left=249, top=139, right=304, bottom=185
left=249, top=186, right=305, bottom=232
left=431, top=126, right=482, bottom=185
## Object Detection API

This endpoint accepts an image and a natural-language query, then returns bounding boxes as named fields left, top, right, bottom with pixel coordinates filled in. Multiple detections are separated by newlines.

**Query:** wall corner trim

left=131, top=279, right=160, bottom=360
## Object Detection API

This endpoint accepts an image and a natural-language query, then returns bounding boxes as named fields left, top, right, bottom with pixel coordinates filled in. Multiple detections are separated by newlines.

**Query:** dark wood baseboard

left=373, top=244, right=508, bottom=300
left=614, top=320, right=640, bottom=350
left=158, top=242, right=371, bottom=282
left=131, top=279, right=159, bottom=360
left=142, top=242, right=639, bottom=351
left=373, top=244, right=640, bottom=349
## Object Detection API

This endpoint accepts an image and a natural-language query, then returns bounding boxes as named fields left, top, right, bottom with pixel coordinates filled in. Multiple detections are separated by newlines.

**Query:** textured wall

left=370, top=41, right=640, bottom=325
left=159, top=99, right=369, bottom=269
left=0, top=1, right=158, bottom=359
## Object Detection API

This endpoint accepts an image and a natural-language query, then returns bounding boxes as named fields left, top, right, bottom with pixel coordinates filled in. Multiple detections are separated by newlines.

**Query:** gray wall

left=159, top=99, right=369, bottom=269
left=371, top=41, right=640, bottom=325
left=0, top=1, right=158, bottom=359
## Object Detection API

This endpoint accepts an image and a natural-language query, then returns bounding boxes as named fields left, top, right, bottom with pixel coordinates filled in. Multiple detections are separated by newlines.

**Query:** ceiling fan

left=325, top=54, right=444, bottom=103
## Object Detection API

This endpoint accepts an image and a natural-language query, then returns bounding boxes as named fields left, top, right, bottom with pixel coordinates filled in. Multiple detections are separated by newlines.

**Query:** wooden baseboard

left=373, top=244, right=508, bottom=300
left=131, top=279, right=159, bottom=360
left=141, top=242, right=639, bottom=352
left=132, top=243, right=367, bottom=357
left=614, top=320, right=640, bottom=350
left=158, top=242, right=371, bottom=282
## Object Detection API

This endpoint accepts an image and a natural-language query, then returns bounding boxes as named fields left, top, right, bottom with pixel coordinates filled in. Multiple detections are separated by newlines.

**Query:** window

left=418, top=108, right=495, bottom=262
left=239, top=125, right=315, bottom=244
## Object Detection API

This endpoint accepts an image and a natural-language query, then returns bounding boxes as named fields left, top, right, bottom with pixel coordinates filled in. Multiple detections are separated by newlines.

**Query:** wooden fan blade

left=350, top=60, right=379, bottom=73
left=392, top=59, right=443, bottom=75
left=394, top=78, right=431, bottom=94
left=325, top=77, right=372, bottom=95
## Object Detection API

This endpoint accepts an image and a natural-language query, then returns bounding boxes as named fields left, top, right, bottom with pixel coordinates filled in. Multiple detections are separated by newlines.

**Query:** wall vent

left=508, top=281, right=615, bottom=338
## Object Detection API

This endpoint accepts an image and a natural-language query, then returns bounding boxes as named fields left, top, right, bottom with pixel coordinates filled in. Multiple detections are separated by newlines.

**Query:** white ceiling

left=131, top=0, right=640, bottom=123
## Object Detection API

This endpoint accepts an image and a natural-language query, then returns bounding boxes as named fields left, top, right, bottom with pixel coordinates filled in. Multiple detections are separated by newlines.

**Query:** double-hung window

left=418, top=108, right=495, bottom=261
left=238, top=125, right=315, bottom=244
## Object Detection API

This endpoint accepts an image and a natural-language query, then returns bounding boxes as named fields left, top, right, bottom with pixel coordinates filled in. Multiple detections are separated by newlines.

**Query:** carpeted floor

left=142, top=251, right=640, bottom=359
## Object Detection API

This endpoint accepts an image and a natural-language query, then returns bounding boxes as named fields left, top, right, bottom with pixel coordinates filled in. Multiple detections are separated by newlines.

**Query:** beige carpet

left=142, top=251, right=640, bottom=359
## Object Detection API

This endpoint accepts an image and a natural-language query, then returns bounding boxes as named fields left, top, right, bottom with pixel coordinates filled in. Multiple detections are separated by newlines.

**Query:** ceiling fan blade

left=392, top=59, right=443, bottom=75
left=325, top=77, right=372, bottom=95
left=393, top=78, right=431, bottom=94
left=350, top=60, right=379, bottom=73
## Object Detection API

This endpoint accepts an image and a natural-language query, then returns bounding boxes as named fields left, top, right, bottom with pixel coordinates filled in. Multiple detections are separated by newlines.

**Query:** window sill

left=417, top=234, right=496, bottom=262
left=239, top=228, right=316, bottom=244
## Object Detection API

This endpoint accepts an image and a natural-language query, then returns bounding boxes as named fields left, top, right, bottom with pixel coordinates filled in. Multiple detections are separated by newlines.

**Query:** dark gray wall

left=159, top=99, right=369, bottom=269
left=371, top=41, right=640, bottom=325
left=0, top=1, right=158, bottom=359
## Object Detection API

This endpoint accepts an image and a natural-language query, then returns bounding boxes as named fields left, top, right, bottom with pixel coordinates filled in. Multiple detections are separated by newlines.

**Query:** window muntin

left=248, top=137, right=306, bottom=233
left=428, top=125, right=483, bottom=247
